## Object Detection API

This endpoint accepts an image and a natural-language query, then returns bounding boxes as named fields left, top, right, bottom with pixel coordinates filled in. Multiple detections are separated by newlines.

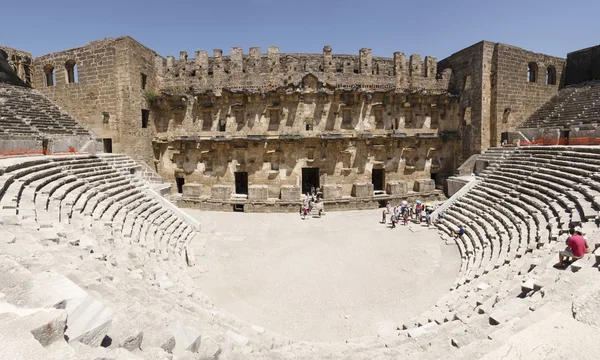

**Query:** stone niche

left=182, top=183, right=202, bottom=197
left=352, top=182, right=374, bottom=198
left=414, top=179, right=435, bottom=192
left=280, top=185, right=301, bottom=201
left=211, top=185, right=233, bottom=200
left=248, top=185, right=268, bottom=201
left=386, top=181, right=408, bottom=195
left=322, top=184, right=342, bottom=199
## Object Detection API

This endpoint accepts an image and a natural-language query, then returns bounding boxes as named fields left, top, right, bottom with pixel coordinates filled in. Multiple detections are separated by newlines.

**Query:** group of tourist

left=300, top=191, right=323, bottom=219
left=381, top=200, right=437, bottom=228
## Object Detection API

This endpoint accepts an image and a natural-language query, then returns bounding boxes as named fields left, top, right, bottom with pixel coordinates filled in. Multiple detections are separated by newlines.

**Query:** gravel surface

left=184, top=208, right=460, bottom=341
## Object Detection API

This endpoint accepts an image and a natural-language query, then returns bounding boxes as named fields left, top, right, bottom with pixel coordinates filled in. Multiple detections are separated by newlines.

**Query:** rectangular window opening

left=102, top=138, right=113, bottom=153
left=141, top=73, right=147, bottom=90
left=141, top=109, right=150, bottom=128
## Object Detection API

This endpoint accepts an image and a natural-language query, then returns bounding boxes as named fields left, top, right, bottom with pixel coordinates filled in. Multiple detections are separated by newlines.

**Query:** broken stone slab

left=65, top=295, right=113, bottom=347
left=489, top=299, right=529, bottom=325
left=521, top=279, right=536, bottom=293
left=197, top=337, right=222, bottom=360
left=116, top=330, right=144, bottom=352
left=154, top=271, right=176, bottom=290
left=162, top=322, right=201, bottom=356
left=407, top=322, right=438, bottom=338
left=0, top=302, right=67, bottom=347
left=225, top=330, right=249, bottom=347
left=18, top=308, right=68, bottom=347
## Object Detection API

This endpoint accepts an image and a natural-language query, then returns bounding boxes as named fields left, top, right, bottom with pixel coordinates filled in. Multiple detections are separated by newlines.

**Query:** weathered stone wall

left=0, top=45, right=33, bottom=86
left=156, top=135, right=460, bottom=199
left=32, top=37, right=161, bottom=163
left=565, top=45, right=600, bottom=85
left=491, top=44, right=565, bottom=146
left=149, top=90, right=458, bottom=137
left=438, top=41, right=565, bottom=155
left=33, top=38, right=120, bottom=149
left=437, top=42, right=485, bottom=161
left=158, top=47, right=450, bottom=94
left=114, top=37, right=161, bottom=165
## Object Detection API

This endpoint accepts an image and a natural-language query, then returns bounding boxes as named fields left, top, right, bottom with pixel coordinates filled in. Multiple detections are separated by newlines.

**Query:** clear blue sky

left=2, top=0, right=599, bottom=59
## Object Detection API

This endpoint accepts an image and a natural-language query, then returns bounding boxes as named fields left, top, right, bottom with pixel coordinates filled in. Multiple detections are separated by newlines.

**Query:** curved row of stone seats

left=474, top=148, right=516, bottom=177
left=402, top=146, right=600, bottom=333
left=238, top=147, right=600, bottom=358
left=519, top=81, right=600, bottom=129
left=0, top=83, right=91, bottom=136
left=0, top=154, right=299, bottom=358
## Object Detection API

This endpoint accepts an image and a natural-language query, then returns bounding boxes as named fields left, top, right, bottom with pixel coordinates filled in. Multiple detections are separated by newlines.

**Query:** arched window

left=546, top=65, right=556, bottom=85
left=527, top=62, right=538, bottom=83
left=65, top=60, right=77, bottom=83
left=44, top=64, right=55, bottom=87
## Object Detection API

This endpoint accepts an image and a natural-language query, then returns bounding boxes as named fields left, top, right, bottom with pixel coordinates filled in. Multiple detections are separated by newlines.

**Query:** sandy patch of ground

left=184, top=208, right=460, bottom=341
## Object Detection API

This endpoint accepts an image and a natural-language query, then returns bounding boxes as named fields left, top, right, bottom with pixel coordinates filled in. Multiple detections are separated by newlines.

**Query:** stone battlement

left=160, top=46, right=451, bottom=94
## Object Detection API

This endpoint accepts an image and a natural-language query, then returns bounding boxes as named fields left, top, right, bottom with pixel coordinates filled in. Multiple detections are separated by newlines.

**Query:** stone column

left=394, top=52, right=407, bottom=89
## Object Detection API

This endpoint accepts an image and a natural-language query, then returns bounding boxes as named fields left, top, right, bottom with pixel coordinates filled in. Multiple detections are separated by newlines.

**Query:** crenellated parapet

left=158, top=46, right=451, bottom=95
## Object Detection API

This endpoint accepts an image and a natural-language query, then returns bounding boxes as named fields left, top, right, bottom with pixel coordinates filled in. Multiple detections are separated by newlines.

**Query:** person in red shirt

left=558, top=228, right=590, bottom=267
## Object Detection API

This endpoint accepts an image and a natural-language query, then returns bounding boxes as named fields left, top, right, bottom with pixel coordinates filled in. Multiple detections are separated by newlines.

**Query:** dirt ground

left=184, top=208, right=460, bottom=341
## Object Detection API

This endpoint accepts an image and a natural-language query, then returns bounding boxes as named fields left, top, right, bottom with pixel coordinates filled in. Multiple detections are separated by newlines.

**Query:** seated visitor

left=455, top=224, right=465, bottom=238
left=558, top=228, right=590, bottom=267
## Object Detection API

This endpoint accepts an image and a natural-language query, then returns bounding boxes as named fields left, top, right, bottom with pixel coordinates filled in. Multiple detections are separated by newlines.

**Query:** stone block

left=280, top=185, right=300, bottom=201
left=322, top=184, right=342, bottom=199
left=182, top=184, right=202, bottom=197
left=0, top=306, right=67, bottom=347
left=65, top=295, right=113, bottom=346
left=169, top=322, right=202, bottom=356
left=386, top=181, right=408, bottom=195
left=225, top=330, right=249, bottom=347
left=414, top=179, right=435, bottom=192
left=352, top=182, right=374, bottom=198
left=248, top=185, right=268, bottom=201
left=211, top=185, right=233, bottom=200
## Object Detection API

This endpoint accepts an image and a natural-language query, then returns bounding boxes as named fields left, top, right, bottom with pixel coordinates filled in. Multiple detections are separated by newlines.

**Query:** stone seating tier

left=2, top=147, right=600, bottom=358
left=0, top=83, right=91, bottom=137
left=520, top=81, right=600, bottom=130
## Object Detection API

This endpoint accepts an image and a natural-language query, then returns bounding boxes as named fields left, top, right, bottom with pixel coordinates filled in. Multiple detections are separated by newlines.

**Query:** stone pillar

left=249, top=47, right=261, bottom=76
left=213, top=49, right=224, bottom=89
left=425, top=56, right=437, bottom=89
left=166, top=56, right=176, bottom=76
left=179, top=51, right=188, bottom=77
left=424, top=56, right=436, bottom=78
left=230, top=47, right=243, bottom=80
left=195, top=50, right=208, bottom=79
left=323, top=45, right=335, bottom=83
left=409, top=54, right=422, bottom=88
left=394, top=52, right=407, bottom=88
left=267, top=46, right=280, bottom=87
left=359, top=48, right=372, bottom=75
